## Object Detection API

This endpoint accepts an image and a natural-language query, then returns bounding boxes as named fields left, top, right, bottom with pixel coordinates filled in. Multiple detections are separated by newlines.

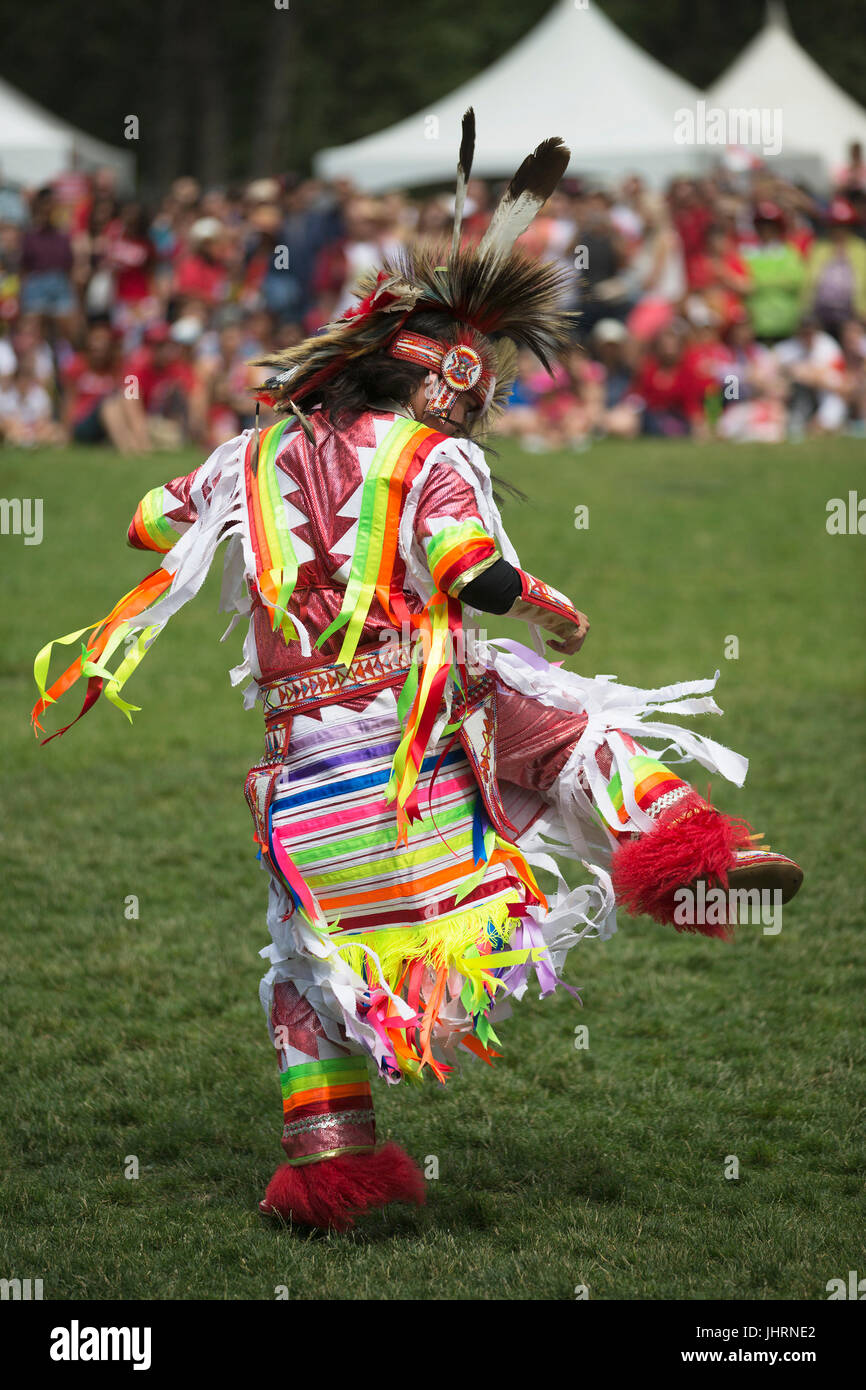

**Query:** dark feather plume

left=459, top=108, right=476, bottom=180
left=479, top=136, right=570, bottom=258
left=451, top=107, right=476, bottom=257
left=505, top=136, right=569, bottom=204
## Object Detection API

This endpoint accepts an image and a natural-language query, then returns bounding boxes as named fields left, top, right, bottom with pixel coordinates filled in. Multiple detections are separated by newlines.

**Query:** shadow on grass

left=250, top=1123, right=627, bottom=1244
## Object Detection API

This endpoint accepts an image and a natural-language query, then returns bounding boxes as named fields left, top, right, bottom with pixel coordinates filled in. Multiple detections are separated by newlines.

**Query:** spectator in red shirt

left=104, top=203, right=156, bottom=312
left=669, top=179, right=714, bottom=286
left=63, top=319, right=151, bottom=453
left=688, top=226, right=752, bottom=329
left=682, top=297, right=733, bottom=401
left=124, top=321, right=198, bottom=442
left=633, top=323, right=709, bottom=437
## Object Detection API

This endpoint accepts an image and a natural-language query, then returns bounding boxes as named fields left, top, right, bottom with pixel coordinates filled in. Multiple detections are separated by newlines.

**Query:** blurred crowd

left=1, top=141, right=866, bottom=453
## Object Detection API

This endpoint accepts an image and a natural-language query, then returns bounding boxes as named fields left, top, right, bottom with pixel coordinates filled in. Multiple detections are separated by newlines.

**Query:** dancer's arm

left=412, top=453, right=589, bottom=653
left=126, top=465, right=204, bottom=553
left=496, top=569, right=590, bottom=655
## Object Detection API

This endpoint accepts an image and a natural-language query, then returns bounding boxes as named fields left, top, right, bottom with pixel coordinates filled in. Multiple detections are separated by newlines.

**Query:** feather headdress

left=257, top=115, right=573, bottom=428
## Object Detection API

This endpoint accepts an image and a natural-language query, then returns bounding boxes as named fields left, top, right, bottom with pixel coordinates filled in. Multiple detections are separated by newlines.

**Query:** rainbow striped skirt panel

left=267, top=701, right=523, bottom=961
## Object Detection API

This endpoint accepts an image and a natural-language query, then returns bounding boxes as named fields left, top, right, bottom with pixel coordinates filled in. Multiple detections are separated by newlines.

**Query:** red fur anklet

left=261, top=1142, right=426, bottom=1230
left=611, top=802, right=753, bottom=934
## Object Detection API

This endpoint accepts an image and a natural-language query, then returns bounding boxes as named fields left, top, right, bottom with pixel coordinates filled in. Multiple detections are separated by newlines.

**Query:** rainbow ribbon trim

left=313, top=417, right=472, bottom=840
left=280, top=1056, right=375, bottom=1165
left=281, top=1056, right=373, bottom=1118
left=606, top=753, right=686, bottom=826
left=128, top=486, right=178, bottom=554
left=425, top=518, right=498, bottom=596
left=316, top=417, right=438, bottom=666
left=245, top=417, right=303, bottom=643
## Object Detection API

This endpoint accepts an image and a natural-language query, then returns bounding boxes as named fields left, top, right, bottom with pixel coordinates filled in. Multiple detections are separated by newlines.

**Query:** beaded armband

left=506, top=569, right=584, bottom=641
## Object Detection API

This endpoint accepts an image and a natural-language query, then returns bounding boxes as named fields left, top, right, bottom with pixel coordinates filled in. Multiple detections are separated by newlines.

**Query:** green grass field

left=1, top=436, right=864, bottom=1301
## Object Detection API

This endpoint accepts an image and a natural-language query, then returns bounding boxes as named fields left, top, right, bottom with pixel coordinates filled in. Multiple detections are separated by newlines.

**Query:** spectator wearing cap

left=682, top=296, right=733, bottom=410
left=803, top=200, right=866, bottom=337
left=592, top=318, right=633, bottom=406
left=124, top=321, right=198, bottom=445
left=174, top=218, right=229, bottom=306
left=742, top=202, right=807, bottom=342
left=587, top=320, right=641, bottom=438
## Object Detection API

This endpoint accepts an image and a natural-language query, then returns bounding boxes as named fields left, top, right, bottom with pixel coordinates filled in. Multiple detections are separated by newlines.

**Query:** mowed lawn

left=1, top=436, right=864, bottom=1301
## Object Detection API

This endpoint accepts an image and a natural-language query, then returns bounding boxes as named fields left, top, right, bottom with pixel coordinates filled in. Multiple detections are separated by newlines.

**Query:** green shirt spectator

left=743, top=203, right=806, bottom=340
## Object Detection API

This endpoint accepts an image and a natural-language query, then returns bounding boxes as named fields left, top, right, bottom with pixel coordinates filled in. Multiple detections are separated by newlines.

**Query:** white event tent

left=0, top=75, right=134, bottom=190
left=315, top=0, right=703, bottom=190
left=706, top=3, right=866, bottom=185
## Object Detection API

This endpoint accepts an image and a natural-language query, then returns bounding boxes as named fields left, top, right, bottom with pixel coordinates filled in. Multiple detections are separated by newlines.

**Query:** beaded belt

left=260, top=640, right=415, bottom=761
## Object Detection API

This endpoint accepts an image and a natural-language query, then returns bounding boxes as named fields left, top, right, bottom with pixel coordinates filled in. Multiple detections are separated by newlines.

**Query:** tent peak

left=765, top=1, right=792, bottom=34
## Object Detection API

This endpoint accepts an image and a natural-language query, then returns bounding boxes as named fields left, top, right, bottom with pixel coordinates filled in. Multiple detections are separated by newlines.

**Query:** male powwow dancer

left=32, top=114, right=802, bottom=1230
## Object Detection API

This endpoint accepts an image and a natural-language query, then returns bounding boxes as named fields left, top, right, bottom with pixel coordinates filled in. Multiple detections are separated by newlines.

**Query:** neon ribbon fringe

left=31, top=568, right=172, bottom=740
left=385, top=593, right=462, bottom=841
left=267, top=796, right=330, bottom=932
left=245, top=416, right=302, bottom=643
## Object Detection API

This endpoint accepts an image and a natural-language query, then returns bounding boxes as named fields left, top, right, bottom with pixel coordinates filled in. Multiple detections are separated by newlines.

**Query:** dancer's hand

left=548, top=610, right=590, bottom=655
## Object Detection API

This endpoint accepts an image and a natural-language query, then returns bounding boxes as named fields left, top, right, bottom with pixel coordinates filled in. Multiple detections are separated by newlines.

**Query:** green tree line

left=1, top=0, right=864, bottom=192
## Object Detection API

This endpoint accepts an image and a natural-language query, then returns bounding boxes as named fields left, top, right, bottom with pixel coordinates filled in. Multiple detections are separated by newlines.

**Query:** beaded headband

left=387, top=330, right=495, bottom=420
